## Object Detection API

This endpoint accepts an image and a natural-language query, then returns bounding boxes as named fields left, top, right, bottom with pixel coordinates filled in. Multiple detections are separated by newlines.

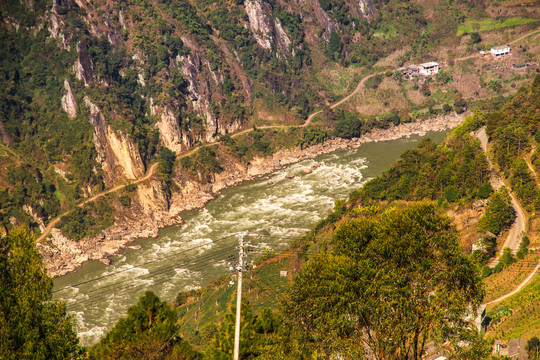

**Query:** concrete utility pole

left=233, top=233, right=244, bottom=360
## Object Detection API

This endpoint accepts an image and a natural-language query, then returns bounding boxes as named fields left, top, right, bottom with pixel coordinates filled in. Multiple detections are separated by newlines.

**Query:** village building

left=492, top=338, right=529, bottom=359
left=491, top=45, right=511, bottom=57
left=508, top=338, right=529, bottom=360
left=419, top=62, right=440, bottom=76
left=472, top=231, right=496, bottom=252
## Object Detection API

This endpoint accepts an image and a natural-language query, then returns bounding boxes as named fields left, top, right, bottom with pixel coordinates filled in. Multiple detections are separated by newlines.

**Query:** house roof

left=508, top=338, right=527, bottom=357
left=408, top=64, right=419, bottom=70
left=420, top=62, right=439, bottom=68
left=492, top=45, right=510, bottom=51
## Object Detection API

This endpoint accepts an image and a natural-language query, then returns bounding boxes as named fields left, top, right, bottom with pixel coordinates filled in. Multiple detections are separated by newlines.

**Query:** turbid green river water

left=53, top=130, right=448, bottom=345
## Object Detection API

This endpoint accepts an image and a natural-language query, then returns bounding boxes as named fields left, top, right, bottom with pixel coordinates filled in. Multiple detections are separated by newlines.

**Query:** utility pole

left=233, top=233, right=244, bottom=360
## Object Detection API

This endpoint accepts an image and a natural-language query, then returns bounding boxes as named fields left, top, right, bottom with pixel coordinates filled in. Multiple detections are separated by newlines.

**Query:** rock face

left=61, top=79, right=77, bottom=119
left=353, top=0, right=376, bottom=19
left=84, top=97, right=145, bottom=185
left=74, top=42, right=96, bottom=86
left=245, top=0, right=292, bottom=55
left=152, top=102, right=192, bottom=154
left=179, top=52, right=217, bottom=142
left=0, top=121, right=12, bottom=146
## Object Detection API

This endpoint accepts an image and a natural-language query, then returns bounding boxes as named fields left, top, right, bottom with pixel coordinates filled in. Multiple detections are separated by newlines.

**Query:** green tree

left=0, top=227, right=85, bottom=359
left=285, top=203, right=484, bottom=359
left=89, top=291, right=200, bottom=360
left=480, top=188, right=516, bottom=235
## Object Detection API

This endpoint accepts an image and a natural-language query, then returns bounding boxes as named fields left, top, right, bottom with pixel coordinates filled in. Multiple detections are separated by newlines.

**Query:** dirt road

left=476, top=127, right=527, bottom=267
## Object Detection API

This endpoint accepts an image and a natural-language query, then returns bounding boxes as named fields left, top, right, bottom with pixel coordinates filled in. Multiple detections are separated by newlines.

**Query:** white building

left=419, top=62, right=440, bottom=76
left=491, top=45, right=511, bottom=57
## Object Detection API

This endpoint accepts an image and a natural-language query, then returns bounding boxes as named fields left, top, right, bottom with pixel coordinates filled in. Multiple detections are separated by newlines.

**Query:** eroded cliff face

left=61, top=79, right=77, bottom=119
left=245, top=0, right=292, bottom=55
left=74, top=42, right=96, bottom=86
left=84, top=97, right=145, bottom=185
left=352, top=0, right=376, bottom=19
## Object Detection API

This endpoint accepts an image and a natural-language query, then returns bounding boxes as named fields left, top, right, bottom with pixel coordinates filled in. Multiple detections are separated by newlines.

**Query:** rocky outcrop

left=245, top=0, right=292, bottom=55
left=84, top=97, right=145, bottom=185
left=61, top=79, right=77, bottom=119
left=299, top=0, right=340, bottom=42
left=0, top=121, right=12, bottom=146
left=48, top=11, right=69, bottom=50
left=178, top=52, right=219, bottom=142
left=152, top=102, right=192, bottom=154
left=350, top=0, right=376, bottom=19
left=74, top=42, right=96, bottom=86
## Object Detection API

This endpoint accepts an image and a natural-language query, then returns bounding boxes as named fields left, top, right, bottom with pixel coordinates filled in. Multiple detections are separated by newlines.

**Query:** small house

left=493, top=340, right=502, bottom=355
left=419, top=62, right=440, bottom=76
left=508, top=338, right=528, bottom=360
left=491, top=45, right=511, bottom=57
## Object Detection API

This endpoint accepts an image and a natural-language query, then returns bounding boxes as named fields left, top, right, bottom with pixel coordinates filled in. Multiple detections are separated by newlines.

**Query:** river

left=53, top=130, right=448, bottom=345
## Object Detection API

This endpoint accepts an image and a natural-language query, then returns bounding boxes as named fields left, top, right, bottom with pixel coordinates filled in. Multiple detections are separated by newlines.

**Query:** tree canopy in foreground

left=0, top=227, right=85, bottom=359
left=284, top=202, right=485, bottom=359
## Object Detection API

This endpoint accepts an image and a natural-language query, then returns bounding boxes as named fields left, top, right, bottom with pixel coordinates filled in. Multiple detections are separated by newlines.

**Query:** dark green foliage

left=509, top=158, right=536, bottom=211
left=470, top=32, right=481, bottom=44
left=119, top=195, right=131, bottom=208
left=477, top=183, right=493, bottom=199
left=205, top=303, right=282, bottom=359
left=297, top=128, right=328, bottom=149
left=362, top=131, right=489, bottom=202
left=479, top=188, right=515, bottom=235
left=327, top=31, right=343, bottom=60
left=333, top=112, right=363, bottom=139
left=180, top=146, right=222, bottom=184
left=285, top=203, right=484, bottom=358
left=516, top=235, right=530, bottom=260
left=436, top=70, right=452, bottom=84
left=157, top=147, right=177, bottom=197
left=454, top=97, right=468, bottom=114
left=528, top=337, right=540, bottom=360
left=487, top=76, right=539, bottom=171
left=58, top=198, right=115, bottom=241
left=89, top=291, right=201, bottom=360
left=0, top=227, right=85, bottom=359
left=252, top=129, right=272, bottom=156
left=1, top=165, right=61, bottom=229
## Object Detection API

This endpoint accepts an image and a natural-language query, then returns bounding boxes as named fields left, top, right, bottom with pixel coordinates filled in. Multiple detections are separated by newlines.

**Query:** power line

left=58, top=245, right=237, bottom=299
left=64, top=246, right=253, bottom=310
left=63, top=241, right=275, bottom=311
left=142, top=274, right=232, bottom=360
left=53, top=233, right=239, bottom=294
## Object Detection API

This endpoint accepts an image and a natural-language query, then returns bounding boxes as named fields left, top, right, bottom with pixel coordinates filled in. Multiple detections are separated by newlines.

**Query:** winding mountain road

left=476, top=127, right=527, bottom=267
left=36, top=29, right=540, bottom=244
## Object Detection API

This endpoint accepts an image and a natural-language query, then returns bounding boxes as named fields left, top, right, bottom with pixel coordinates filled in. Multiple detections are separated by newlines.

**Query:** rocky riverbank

left=40, top=114, right=465, bottom=277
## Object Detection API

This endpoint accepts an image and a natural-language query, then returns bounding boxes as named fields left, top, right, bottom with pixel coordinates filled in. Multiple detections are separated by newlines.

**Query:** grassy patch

left=457, top=17, right=537, bottom=36
left=373, top=24, right=398, bottom=39
left=54, top=189, right=63, bottom=202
